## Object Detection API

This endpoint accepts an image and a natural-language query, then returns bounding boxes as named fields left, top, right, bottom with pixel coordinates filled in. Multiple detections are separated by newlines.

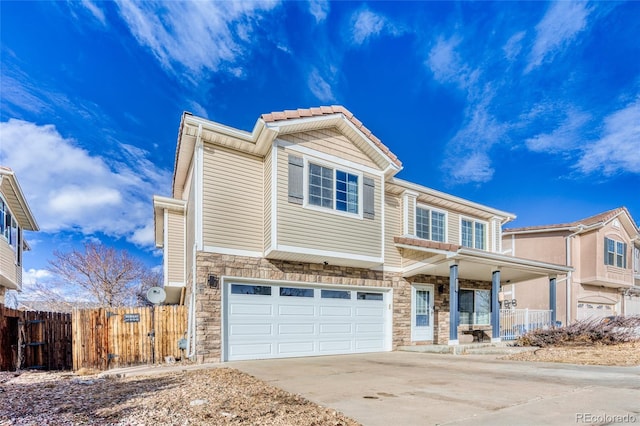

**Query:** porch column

left=449, top=263, right=459, bottom=345
left=491, top=270, right=501, bottom=342
left=549, top=276, right=557, bottom=326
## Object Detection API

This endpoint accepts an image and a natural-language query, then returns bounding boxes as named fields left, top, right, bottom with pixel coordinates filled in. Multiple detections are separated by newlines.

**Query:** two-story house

left=154, top=106, right=571, bottom=363
left=502, top=208, right=640, bottom=324
left=0, top=167, right=39, bottom=305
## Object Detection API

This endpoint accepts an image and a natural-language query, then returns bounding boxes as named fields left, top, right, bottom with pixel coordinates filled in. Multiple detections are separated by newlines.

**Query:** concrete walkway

left=227, top=352, right=640, bottom=426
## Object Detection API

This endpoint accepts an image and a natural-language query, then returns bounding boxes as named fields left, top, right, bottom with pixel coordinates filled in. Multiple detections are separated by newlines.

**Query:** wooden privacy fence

left=0, top=306, right=72, bottom=371
left=72, top=305, right=187, bottom=371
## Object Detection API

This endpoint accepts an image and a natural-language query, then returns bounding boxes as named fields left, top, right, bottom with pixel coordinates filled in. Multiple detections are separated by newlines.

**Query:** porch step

left=398, top=343, right=538, bottom=356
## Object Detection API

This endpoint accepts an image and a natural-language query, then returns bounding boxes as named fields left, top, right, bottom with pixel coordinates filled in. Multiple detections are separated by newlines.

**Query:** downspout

left=565, top=226, right=584, bottom=325
left=186, top=123, right=203, bottom=360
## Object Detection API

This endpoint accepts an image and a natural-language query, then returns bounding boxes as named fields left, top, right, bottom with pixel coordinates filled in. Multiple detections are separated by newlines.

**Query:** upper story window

left=308, top=163, right=359, bottom=213
left=461, top=218, right=486, bottom=250
left=0, top=196, right=19, bottom=251
left=416, top=206, right=446, bottom=242
left=605, top=237, right=627, bottom=268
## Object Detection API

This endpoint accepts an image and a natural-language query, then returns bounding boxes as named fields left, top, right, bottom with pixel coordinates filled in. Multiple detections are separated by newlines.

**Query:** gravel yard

left=503, top=341, right=640, bottom=366
left=0, top=368, right=360, bottom=426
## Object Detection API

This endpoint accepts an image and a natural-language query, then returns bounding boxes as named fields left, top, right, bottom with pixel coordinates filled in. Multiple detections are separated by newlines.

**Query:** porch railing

left=500, top=309, right=553, bottom=340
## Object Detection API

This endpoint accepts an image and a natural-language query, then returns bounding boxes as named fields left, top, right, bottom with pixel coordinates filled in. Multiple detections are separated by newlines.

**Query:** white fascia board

left=502, top=226, right=580, bottom=236
left=153, top=195, right=186, bottom=212
left=0, top=171, right=39, bottom=231
left=203, top=245, right=263, bottom=258
left=274, top=244, right=383, bottom=264
left=453, top=248, right=574, bottom=274
left=390, top=177, right=515, bottom=220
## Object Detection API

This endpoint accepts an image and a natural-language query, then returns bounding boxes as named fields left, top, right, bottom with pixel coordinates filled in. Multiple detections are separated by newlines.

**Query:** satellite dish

left=146, top=287, right=166, bottom=305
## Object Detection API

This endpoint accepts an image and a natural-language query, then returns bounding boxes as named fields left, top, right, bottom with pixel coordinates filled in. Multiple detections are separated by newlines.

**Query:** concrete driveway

left=228, top=351, right=640, bottom=426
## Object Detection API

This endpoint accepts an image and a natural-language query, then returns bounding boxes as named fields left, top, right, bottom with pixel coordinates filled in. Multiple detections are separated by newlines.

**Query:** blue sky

left=1, top=1, right=639, bottom=298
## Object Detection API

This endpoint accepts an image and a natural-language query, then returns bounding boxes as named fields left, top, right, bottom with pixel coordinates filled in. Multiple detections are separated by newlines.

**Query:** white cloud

left=308, top=68, right=335, bottom=102
left=349, top=7, right=402, bottom=46
left=503, top=31, right=526, bottom=61
left=526, top=1, right=591, bottom=72
left=23, top=268, right=53, bottom=285
left=577, top=100, right=640, bottom=175
left=525, top=109, right=591, bottom=152
left=426, top=36, right=478, bottom=91
left=79, top=0, right=107, bottom=25
left=113, top=0, right=280, bottom=80
left=309, top=0, right=329, bottom=23
left=0, top=119, right=171, bottom=247
left=449, top=153, right=495, bottom=184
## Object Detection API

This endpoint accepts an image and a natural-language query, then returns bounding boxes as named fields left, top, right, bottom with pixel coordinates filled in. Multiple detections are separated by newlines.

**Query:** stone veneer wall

left=190, top=252, right=495, bottom=363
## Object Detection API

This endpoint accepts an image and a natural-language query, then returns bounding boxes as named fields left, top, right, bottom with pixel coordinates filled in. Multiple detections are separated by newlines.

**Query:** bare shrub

left=515, top=315, right=640, bottom=347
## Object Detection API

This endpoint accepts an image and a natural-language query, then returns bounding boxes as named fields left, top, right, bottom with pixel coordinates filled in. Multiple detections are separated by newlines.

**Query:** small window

left=461, top=218, right=486, bottom=250
left=357, top=292, right=383, bottom=301
left=308, top=162, right=359, bottom=215
left=416, top=207, right=446, bottom=242
left=321, top=289, right=351, bottom=299
left=231, top=284, right=272, bottom=295
left=280, top=287, right=314, bottom=297
left=605, top=237, right=627, bottom=268
left=459, top=289, right=490, bottom=325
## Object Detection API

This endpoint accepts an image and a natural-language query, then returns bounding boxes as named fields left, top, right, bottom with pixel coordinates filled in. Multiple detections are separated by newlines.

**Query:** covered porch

left=396, top=237, right=573, bottom=345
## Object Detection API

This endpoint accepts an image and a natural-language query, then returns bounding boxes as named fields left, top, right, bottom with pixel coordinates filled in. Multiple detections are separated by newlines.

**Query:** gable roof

left=261, top=106, right=402, bottom=168
left=172, top=106, right=403, bottom=198
left=0, top=166, right=39, bottom=231
left=504, top=207, right=639, bottom=236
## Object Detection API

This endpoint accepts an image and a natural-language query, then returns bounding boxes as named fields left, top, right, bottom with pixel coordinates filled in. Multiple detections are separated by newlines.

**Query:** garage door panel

left=279, top=323, right=315, bottom=334
left=226, top=283, right=389, bottom=361
left=230, top=303, right=273, bottom=316
left=356, top=306, right=385, bottom=316
left=230, top=323, right=273, bottom=336
left=279, top=304, right=315, bottom=316
left=278, top=341, right=315, bottom=354
left=319, top=340, right=353, bottom=352
left=319, top=323, right=352, bottom=334
left=319, top=305, right=352, bottom=317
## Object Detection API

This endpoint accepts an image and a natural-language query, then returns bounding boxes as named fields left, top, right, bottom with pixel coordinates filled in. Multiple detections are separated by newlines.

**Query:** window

left=357, top=292, right=383, bottom=301
left=308, top=163, right=359, bottom=214
left=231, top=284, right=272, bottom=295
left=605, top=237, right=627, bottom=268
left=321, top=289, right=351, bottom=299
left=459, top=289, right=491, bottom=325
left=461, top=218, right=486, bottom=250
left=0, top=196, right=20, bottom=254
left=416, top=207, right=445, bottom=242
left=280, top=287, right=314, bottom=297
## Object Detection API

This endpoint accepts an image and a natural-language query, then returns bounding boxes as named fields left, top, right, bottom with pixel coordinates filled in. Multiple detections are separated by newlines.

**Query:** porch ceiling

left=398, top=244, right=573, bottom=284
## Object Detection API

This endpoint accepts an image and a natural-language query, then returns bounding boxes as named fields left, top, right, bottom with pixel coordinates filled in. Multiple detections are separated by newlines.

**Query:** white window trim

left=605, top=236, right=627, bottom=269
left=459, top=216, right=488, bottom=250
left=302, top=156, right=364, bottom=220
left=414, top=203, right=448, bottom=243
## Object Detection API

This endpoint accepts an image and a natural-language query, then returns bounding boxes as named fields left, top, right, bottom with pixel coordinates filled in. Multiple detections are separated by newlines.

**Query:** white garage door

left=577, top=302, right=615, bottom=321
left=225, top=282, right=390, bottom=361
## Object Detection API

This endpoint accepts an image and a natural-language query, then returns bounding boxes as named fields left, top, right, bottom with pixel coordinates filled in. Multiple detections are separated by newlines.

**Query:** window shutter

left=288, top=154, right=304, bottom=204
left=363, top=177, right=375, bottom=219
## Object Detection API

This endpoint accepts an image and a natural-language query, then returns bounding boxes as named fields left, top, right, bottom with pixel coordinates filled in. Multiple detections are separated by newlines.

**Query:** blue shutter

left=363, top=176, right=375, bottom=219
left=288, top=154, right=304, bottom=204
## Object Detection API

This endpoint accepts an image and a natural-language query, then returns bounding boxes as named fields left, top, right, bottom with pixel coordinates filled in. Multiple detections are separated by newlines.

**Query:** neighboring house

left=0, top=167, right=39, bottom=306
left=153, top=106, right=571, bottom=363
left=503, top=208, right=640, bottom=324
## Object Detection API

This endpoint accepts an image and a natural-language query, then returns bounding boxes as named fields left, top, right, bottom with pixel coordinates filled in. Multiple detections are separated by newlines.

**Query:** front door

left=411, top=285, right=434, bottom=341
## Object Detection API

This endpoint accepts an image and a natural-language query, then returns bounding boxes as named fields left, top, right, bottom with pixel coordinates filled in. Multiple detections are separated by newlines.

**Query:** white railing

left=500, top=309, right=553, bottom=340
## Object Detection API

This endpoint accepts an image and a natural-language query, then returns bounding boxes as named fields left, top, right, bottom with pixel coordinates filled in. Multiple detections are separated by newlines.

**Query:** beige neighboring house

left=153, top=106, right=571, bottom=363
left=503, top=208, right=640, bottom=325
left=0, top=167, right=39, bottom=305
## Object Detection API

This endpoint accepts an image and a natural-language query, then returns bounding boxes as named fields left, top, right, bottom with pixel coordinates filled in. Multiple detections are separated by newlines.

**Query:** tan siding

left=280, top=128, right=379, bottom=169
left=276, top=147, right=382, bottom=258
left=447, top=211, right=460, bottom=245
left=202, top=145, right=263, bottom=252
left=264, top=147, right=272, bottom=251
left=167, top=211, right=184, bottom=283
left=405, top=196, right=415, bottom=235
left=0, top=241, right=17, bottom=287
left=384, top=193, right=402, bottom=267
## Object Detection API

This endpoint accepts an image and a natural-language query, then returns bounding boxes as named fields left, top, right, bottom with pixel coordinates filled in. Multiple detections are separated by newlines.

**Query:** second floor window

left=308, top=163, right=359, bottom=214
left=461, top=219, right=486, bottom=250
left=605, top=237, right=627, bottom=268
left=416, top=207, right=445, bottom=242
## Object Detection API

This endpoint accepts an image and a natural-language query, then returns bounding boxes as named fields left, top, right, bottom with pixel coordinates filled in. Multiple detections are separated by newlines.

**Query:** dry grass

left=504, top=341, right=640, bottom=366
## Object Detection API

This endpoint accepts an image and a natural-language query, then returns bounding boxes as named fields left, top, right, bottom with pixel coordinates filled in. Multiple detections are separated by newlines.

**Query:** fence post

left=525, top=308, right=529, bottom=332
